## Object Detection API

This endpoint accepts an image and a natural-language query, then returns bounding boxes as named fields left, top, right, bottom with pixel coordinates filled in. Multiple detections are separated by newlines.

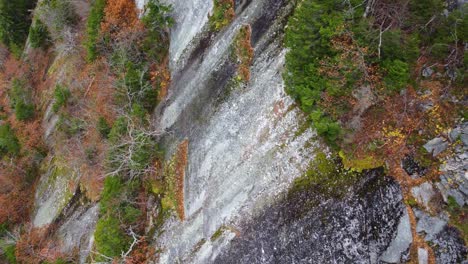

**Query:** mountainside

left=0, top=0, right=466, bottom=263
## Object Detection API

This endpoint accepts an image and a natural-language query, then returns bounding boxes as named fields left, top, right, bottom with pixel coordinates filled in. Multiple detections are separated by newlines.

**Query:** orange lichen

left=174, top=139, right=189, bottom=220
left=233, top=25, right=254, bottom=82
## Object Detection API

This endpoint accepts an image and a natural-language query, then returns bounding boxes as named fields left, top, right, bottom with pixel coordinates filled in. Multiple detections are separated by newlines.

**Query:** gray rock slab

left=423, top=137, right=448, bottom=157
left=379, top=210, right=413, bottom=263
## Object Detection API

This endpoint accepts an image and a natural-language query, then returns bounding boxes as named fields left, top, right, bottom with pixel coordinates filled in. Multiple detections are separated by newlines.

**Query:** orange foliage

left=150, top=56, right=171, bottom=101
left=234, top=25, right=254, bottom=82
left=101, top=0, right=143, bottom=38
left=175, top=140, right=188, bottom=220
left=15, top=225, right=71, bottom=263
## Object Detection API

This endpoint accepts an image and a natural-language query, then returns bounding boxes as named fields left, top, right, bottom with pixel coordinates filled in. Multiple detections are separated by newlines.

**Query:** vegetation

left=0, top=124, right=20, bottom=157
left=209, top=0, right=234, bottom=31
left=3, top=244, right=17, bottom=264
left=29, top=19, right=50, bottom=49
left=90, top=0, right=175, bottom=261
left=10, top=79, right=34, bottom=121
left=52, top=84, right=71, bottom=112
left=290, top=151, right=359, bottom=198
left=97, top=116, right=111, bottom=138
left=94, top=176, right=143, bottom=260
left=446, top=196, right=468, bottom=244
left=37, top=0, right=78, bottom=35
left=141, top=0, right=174, bottom=62
left=85, top=0, right=106, bottom=61
left=285, top=0, right=466, bottom=162
left=0, top=0, right=36, bottom=57
left=231, top=25, right=254, bottom=82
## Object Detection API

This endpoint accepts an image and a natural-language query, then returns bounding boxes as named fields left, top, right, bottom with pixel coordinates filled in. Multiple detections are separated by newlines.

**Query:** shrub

left=94, top=216, right=129, bottom=259
left=141, top=0, right=174, bottom=62
left=284, top=0, right=346, bottom=140
left=100, top=176, right=124, bottom=213
left=29, top=19, right=50, bottom=49
left=85, top=0, right=106, bottom=61
left=309, top=110, right=341, bottom=147
left=57, top=114, right=84, bottom=136
left=95, top=176, right=143, bottom=260
left=10, top=79, right=34, bottom=121
left=381, top=30, right=420, bottom=62
left=52, top=84, right=71, bottom=112
left=208, top=0, right=234, bottom=31
left=0, top=0, right=36, bottom=57
left=3, top=243, right=17, bottom=264
left=118, top=62, right=157, bottom=111
left=38, top=0, right=78, bottom=34
left=382, top=59, right=410, bottom=92
left=14, top=101, right=35, bottom=121
left=108, top=116, right=127, bottom=143
left=97, top=117, right=111, bottom=138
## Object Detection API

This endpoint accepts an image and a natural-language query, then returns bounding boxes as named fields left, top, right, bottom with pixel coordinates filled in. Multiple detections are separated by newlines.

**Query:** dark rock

left=432, top=226, right=467, bottom=264
left=214, top=171, right=407, bottom=264
left=402, top=155, right=427, bottom=178
left=379, top=210, right=413, bottom=263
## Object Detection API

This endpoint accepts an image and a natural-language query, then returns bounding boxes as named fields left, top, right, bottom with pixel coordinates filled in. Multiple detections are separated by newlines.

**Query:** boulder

left=423, top=137, right=448, bottom=157
left=411, top=182, right=435, bottom=210
left=418, top=248, right=428, bottom=264
left=379, top=210, right=413, bottom=263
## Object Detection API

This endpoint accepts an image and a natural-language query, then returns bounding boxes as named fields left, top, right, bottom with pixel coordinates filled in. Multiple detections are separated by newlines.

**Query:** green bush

left=100, top=176, right=124, bottom=213
left=0, top=0, right=36, bottom=57
left=94, top=216, right=129, bottom=260
left=3, top=243, right=17, bottom=264
left=52, top=84, right=71, bottom=112
left=0, top=124, right=20, bottom=156
left=118, top=62, right=158, bottom=112
left=141, top=0, right=174, bottom=62
left=381, top=30, right=420, bottom=62
left=108, top=116, right=127, bottom=143
left=85, top=0, right=106, bottom=61
left=208, top=0, right=234, bottom=31
left=382, top=59, right=410, bottom=92
left=29, top=19, right=50, bottom=49
left=407, top=0, right=444, bottom=27
left=14, top=101, right=34, bottom=121
left=284, top=0, right=348, bottom=143
left=10, top=79, right=34, bottom=121
left=57, top=113, right=84, bottom=136
left=97, top=117, right=111, bottom=138
left=95, top=176, right=143, bottom=259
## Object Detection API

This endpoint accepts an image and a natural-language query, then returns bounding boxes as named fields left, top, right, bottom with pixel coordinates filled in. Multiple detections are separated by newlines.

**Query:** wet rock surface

left=214, top=171, right=406, bottom=264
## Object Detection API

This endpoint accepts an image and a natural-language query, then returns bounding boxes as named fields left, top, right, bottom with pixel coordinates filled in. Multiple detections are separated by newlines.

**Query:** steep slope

left=0, top=0, right=466, bottom=263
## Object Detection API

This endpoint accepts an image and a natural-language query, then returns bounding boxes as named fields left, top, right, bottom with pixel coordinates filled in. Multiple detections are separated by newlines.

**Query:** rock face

left=411, top=182, right=436, bottom=210
left=414, top=209, right=467, bottom=263
left=423, top=137, right=449, bottom=157
left=436, top=123, right=468, bottom=206
left=152, top=1, right=318, bottom=262
left=214, top=171, right=407, bottom=263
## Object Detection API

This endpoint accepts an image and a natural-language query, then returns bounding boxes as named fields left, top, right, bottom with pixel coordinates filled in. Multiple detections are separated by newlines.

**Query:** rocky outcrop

left=214, top=171, right=407, bottom=263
